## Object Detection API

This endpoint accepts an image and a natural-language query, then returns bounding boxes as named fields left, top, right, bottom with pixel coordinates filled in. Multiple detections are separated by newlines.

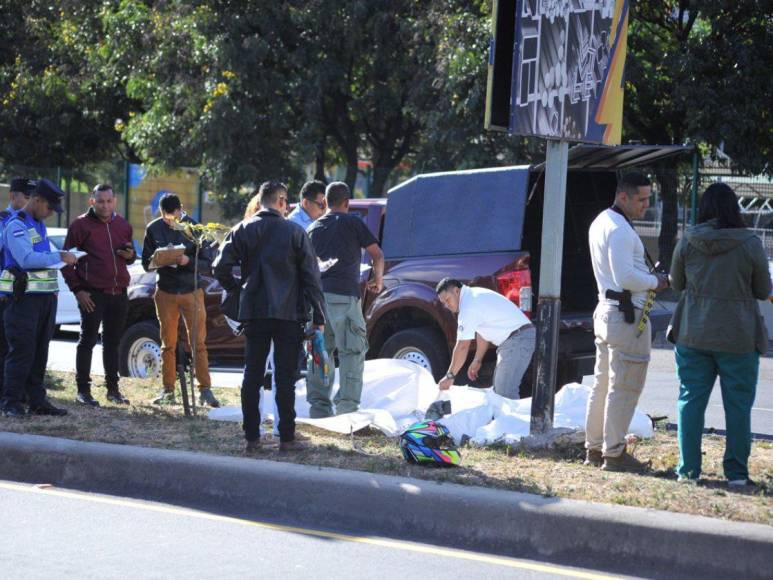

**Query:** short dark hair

left=299, top=180, right=326, bottom=202
left=91, top=183, right=114, bottom=197
left=258, top=180, right=287, bottom=206
left=697, top=183, right=745, bottom=229
left=616, top=172, right=651, bottom=196
left=436, top=277, right=462, bottom=295
left=325, top=181, right=350, bottom=208
left=9, top=177, right=29, bottom=194
left=159, top=192, right=181, bottom=214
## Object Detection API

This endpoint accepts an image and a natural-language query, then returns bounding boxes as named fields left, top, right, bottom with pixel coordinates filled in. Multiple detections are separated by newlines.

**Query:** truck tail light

left=496, top=269, right=532, bottom=319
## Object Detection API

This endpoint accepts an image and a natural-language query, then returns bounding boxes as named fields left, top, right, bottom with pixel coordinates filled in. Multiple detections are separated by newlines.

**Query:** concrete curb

left=0, top=432, right=771, bottom=578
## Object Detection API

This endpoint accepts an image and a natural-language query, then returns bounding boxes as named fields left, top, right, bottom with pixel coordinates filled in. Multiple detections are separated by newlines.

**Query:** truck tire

left=119, top=320, right=162, bottom=379
left=378, top=327, right=450, bottom=382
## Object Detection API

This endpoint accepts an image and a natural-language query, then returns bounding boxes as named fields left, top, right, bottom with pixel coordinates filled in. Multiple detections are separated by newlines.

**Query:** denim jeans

left=493, top=326, right=536, bottom=399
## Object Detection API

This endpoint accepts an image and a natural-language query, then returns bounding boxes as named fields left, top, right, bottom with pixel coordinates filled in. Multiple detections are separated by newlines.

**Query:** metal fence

left=633, top=165, right=773, bottom=261
left=0, top=161, right=129, bottom=229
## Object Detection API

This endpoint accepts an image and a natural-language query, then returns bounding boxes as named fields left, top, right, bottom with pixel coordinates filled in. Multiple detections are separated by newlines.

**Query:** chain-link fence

left=0, top=161, right=129, bottom=229
left=633, top=163, right=773, bottom=265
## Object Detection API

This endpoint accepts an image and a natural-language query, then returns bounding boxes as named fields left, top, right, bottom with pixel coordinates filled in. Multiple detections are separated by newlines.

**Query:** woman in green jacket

left=669, top=183, right=771, bottom=485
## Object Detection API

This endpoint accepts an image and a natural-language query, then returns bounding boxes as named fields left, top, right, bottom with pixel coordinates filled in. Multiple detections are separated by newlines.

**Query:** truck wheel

left=379, top=327, right=450, bottom=382
left=119, top=321, right=162, bottom=379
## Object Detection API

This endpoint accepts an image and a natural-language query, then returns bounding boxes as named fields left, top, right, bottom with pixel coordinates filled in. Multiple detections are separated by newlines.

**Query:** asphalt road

left=48, top=330, right=773, bottom=435
left=0, top=480, right=619, bottom=580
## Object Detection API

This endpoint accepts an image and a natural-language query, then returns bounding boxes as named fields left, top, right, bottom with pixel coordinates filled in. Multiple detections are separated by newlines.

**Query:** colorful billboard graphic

left=510, top=0, right=629, bottom=144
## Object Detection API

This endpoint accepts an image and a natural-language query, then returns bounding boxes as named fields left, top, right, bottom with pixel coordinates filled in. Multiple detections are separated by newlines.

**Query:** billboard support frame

left=530, top=138, right=569, bottom=433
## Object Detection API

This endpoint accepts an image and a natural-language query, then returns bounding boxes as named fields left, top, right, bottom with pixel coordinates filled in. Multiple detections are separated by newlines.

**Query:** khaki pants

left=154, top=288, right=211, bottom=391
left=306, top=293, right=368, bottom=417
left=586, top=307, right=651, bottom=457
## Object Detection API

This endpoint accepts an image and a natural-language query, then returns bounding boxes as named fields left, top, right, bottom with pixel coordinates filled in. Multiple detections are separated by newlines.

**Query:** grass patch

left=1, top=371, right=770, bottom=526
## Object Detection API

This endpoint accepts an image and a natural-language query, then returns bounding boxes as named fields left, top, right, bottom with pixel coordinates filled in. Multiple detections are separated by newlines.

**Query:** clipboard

left=149, top=244, right=186, bottom=269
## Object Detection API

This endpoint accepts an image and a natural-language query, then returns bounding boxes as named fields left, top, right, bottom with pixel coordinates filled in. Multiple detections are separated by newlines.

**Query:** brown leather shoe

left=584, top=449, right=603, bottom=467
left=602, top=449, right=651, bottom=473
left=279, top=439, right=309, bottom=452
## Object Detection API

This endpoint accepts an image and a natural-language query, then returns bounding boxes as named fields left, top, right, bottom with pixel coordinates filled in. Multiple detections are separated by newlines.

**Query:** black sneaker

left=106, top=389, right=130, bottom=405
left=76, top=392, right=101, bottom=408
left=29, top=400, right=68, bottom=416
left=199, top=388, right=220, bottom=408
left=2, top=404, right=26, bottom=417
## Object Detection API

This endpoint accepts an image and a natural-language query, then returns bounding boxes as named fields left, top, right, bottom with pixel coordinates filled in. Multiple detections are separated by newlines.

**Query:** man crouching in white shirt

left=436, top=278, right=535, bottom=399
left=586, top=172, right=669, bottom=473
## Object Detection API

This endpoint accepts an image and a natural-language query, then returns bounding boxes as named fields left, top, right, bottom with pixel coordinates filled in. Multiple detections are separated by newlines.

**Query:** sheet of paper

left=51, top=248, right=87, bottom=270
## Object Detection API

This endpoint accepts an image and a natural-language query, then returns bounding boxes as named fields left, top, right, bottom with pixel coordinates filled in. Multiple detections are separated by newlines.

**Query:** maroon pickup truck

left=121, top=147, right=676, bottom=395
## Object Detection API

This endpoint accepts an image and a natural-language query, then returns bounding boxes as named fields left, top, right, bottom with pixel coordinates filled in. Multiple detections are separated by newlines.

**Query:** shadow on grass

left=43, top=373, right=68, bottom=391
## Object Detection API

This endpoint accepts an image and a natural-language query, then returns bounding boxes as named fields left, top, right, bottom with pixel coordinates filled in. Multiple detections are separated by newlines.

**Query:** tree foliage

left=0, top=0, right=770, bottom=223
left=0, top=1, right=134, bottom=167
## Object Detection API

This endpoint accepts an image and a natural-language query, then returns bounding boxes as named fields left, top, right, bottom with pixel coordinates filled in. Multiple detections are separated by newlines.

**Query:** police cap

left=33, top=178, right=64, bottom=214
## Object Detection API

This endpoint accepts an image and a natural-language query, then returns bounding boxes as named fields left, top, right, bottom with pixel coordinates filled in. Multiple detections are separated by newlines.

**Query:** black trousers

left=0, top=299, right=7, bottom=399
left=76, top=289, right=129, bottom=393
left=3, top=294, right=56, bottom=408
left=242, top=319, right=303, bottom=443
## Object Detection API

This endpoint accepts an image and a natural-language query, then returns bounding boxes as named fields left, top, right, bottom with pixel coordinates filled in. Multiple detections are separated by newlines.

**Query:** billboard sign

left=508, top=0, right=630, bottom=145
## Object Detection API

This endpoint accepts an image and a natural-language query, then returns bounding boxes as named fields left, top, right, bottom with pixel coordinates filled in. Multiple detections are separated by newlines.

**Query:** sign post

left=485, top=0, right=631, bottom=433
left=530, top=139, right=568, bottom=433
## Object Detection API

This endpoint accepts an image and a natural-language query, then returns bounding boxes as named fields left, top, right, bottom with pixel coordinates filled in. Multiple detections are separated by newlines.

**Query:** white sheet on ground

left=208, top=359, right=654, bottom=444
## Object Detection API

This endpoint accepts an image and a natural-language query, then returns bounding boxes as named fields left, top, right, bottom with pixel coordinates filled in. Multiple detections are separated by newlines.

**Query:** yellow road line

left=0, top=481, right=618, bottom=579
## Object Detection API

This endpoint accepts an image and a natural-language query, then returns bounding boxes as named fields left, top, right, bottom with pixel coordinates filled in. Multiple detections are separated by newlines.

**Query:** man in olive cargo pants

left=306, top=182, right=384, bottom=417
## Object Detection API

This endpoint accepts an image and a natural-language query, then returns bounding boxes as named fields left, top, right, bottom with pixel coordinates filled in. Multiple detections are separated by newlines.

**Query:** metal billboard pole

left=485, top=1, right=631, bottom=434
left=530, top=139, right=569, bottom=433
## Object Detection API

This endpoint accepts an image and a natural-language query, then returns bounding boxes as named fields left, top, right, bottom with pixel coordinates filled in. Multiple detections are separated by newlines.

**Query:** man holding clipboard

left=141, top=192, right=220, bottom=408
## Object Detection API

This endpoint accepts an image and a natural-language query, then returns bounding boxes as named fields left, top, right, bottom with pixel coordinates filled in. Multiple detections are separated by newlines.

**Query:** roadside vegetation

left=1, top=371, right=770, bottom=526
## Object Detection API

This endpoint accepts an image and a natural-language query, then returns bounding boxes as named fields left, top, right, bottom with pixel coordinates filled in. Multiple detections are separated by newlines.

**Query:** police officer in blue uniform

left=0, top=179, right=77, bottom=417
left=0, top=177, right=34, bottom=401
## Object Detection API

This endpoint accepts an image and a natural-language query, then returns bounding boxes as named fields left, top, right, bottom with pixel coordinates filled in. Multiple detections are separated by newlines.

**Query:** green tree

left=0, top=1, right=134, bottom=168
left=626, top=0, right=773, bottom=268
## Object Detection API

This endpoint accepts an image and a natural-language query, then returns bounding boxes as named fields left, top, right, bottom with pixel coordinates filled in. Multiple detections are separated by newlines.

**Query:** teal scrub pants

left=675, top=344, right=759, bottom=481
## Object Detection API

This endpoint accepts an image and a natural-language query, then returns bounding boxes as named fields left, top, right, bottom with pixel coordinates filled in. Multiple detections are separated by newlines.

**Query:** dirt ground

left=1, top=371, right=770, bottom=526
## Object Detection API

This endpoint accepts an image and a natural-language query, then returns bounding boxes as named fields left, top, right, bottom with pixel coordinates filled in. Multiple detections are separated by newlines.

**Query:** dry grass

left=1, top=371, right=770, bottom=526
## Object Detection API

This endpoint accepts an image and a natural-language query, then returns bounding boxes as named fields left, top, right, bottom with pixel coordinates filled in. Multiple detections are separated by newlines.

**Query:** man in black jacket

left=213, top=181, right=326, bottom=453
left=142, top=193, right=220, bottom=408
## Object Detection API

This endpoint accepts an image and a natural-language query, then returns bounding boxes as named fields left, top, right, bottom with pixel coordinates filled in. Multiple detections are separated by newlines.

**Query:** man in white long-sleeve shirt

left=586, top=172, right=669, bottom=472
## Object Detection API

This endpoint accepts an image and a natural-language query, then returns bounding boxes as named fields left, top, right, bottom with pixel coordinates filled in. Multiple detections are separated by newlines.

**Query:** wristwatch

left=444, top=371, right=455, bottom=381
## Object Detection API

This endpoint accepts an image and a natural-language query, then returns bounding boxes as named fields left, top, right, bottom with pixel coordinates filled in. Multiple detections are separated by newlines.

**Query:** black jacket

left=212, top=208, right=325, bottom=325
left=141, top=215, right=213, bottom=294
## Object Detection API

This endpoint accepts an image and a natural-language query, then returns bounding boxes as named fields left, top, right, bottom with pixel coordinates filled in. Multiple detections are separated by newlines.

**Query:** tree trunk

left=656, top=166, right=679, bottom=271
left=370, top=165, right=392, bottom=198
left=314, top=141, right=327, bottom=183
left=343, top=151, right=358, bottom=193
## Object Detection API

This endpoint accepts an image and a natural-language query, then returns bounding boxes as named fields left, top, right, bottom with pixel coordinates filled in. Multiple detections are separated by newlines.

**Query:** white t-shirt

left=457, top=285, right=530, bottom=346
left=588, top=208, right=657, bottom=309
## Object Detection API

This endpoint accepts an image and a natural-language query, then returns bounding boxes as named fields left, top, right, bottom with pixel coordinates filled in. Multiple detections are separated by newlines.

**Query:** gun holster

left=605, top=289, right=635, bottom=323
left=8, top=267, right=27, bottom=302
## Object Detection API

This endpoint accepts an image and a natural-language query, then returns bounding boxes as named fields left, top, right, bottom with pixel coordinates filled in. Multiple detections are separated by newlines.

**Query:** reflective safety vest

left=0, top=211, right=58, bottom=295
left=0, top=268, right=59, bottom=294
